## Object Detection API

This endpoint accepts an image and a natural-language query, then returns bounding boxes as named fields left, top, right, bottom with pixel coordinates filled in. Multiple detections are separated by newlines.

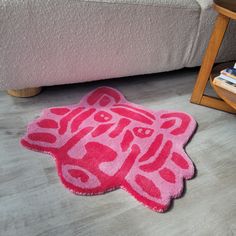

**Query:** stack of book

left=213, top=63, right=236, bottom=94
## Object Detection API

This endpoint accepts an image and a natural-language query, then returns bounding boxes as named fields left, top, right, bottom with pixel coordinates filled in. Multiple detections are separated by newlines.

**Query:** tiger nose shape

left=133, top=127, right=154, bottom=138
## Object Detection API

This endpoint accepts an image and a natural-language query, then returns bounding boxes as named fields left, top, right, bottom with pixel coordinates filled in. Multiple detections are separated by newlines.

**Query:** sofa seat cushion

left=0, top=0, right=201, bottom=89
left=85, top=0, right=199, bottom=8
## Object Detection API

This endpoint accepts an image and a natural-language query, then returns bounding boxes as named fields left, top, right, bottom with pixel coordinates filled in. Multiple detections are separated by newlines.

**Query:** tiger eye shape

left=133, top=127, right=154, bottom=138
left=94, top=111, right=112, bottom=122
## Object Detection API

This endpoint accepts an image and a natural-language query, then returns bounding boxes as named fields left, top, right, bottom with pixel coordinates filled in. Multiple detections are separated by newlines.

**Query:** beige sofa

left=0, top=0, right=236, bottom=92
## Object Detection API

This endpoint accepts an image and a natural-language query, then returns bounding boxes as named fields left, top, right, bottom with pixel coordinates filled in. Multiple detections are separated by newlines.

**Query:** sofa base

left=7, top=87, right=42, bottom=98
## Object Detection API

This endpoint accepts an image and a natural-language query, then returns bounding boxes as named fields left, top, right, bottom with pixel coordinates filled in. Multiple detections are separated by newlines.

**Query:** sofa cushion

left=85, top=0, right=199, bottom=8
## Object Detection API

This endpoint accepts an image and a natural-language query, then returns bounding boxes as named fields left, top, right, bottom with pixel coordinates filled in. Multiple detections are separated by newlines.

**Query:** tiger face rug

left=21, top=87, right=197, bottom=212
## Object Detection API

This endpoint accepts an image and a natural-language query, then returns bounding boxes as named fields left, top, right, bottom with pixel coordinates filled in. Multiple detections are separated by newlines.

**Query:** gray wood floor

left=0, top=68, right=236, bottom=236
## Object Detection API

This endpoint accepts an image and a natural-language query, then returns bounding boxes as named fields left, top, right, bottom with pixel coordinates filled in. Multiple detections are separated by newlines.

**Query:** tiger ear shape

left=160, top=111, right=197, bottom=145
left=79, top=87, right=126, bottom=107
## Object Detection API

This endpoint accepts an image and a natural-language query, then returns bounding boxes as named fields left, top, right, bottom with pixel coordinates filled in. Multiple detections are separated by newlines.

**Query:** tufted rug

left=21, top=87, right=197, bottom=212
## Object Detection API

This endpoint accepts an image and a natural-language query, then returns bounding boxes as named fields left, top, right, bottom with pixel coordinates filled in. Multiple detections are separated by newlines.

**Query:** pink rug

left=21, top=87, right=196, bottom=212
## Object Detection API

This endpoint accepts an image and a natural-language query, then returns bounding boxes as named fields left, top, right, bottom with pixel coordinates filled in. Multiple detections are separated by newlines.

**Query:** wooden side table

left=190, top=0, right=236, bottom=113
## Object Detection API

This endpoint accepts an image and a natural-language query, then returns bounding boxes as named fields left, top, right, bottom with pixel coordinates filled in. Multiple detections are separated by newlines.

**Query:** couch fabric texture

left=0, top=0, right=236, bottom=89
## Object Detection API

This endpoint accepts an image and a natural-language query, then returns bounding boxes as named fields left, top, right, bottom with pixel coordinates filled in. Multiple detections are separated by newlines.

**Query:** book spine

left=226, top=68, right=236, bottom=76
left=221, top=71, right=236, bottom=79
left=213, top=77, right=236, bottom=94
left=219, top=74, right=236, bottom=84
